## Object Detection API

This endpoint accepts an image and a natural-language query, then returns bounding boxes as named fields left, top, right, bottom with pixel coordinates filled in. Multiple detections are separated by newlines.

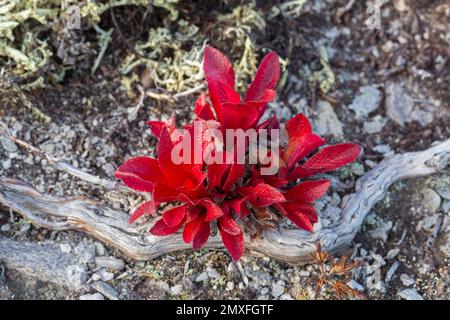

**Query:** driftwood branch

left=1, top=139, right=449, bottom=264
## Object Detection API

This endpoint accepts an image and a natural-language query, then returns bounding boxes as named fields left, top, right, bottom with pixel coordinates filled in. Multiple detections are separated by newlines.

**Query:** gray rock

left=347, top=280, right=364, bottom=292
left=373, top=144, right=391, bottom=155
left=421, top=188, right=441, bottom=213
left=2, top=159, right=11, bottom=170
left=92, top=281, right=119, bottom=300
left=94, top=242, right=106, bottom=256
left=261, top=287, right=269, bottom=295
left=435, top=187, right=450, bottom=201
left=74, top=242, right=96, bottom=265
left=97, top=269, right=114, bottom=282
left=363, top=116, right=385, bottom=134
left=313, top=100, right=343, bottom=137
left=349, top=86, right=382, bottom=118
left=385, top=83, right=414, bottom=126
left=271, top=281, right=285, bottom=297
left=19, top=223, right=31, bottom=234
left=0, top=137, right=18, bottom=153
left=59, top=243, right=72, bottom=254
left=400, top=274, right=415, bottom=286
left=279, top=293, right=294, bottom=300
left=206, top=267, right=220, bottom=279
left=370, top=219, right=393, bottom=242
left=170, top=284, right=183, bottom=296
left=95, top=256, right=125, bottom=271
left=0, top=224, right=10, bottom=232
left=397, top=288, right=423, bottom=300
left=79, top=293, right=104, bottom=300
left=195, top=272, right=208, bottom=282
left=385, top=261, right=399, bottom=285
left=386, top=248, right=400, bottom=259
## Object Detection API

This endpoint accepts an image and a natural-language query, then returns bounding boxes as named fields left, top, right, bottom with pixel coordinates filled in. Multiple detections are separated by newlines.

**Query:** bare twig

left=1, top=138, right=449, bottom=263
left=145, top=84, right=205, bottom=103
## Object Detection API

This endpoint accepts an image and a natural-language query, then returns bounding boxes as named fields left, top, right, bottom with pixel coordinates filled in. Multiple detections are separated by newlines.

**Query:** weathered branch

left=1, top=139, right=449, bottom=264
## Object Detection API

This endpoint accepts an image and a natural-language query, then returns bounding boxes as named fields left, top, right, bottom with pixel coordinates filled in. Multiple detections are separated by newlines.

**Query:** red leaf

left=147, top=116, right=176, bottom=139
left=150, top=218, right=183, bottom=236
left=220, top=228, right=245, bottom=261
left=195, top=92, right=215, bottom=121
left=285, top=179, right=330, bottom=202
left=283, top=114, right=325, bottom=168
left=253, top=183, right=285, bottom=207
left=222, top=163, right=245, bottom=192
left=244, top=51, right=280, bottom=102
left=286, top=210, right=314, bottom=232
left=290, top=143, right=361, bottom=179
left=162, top=205, right=188, bottom=228
left=218, top=215, right=242, bottom=236
left=201, top=200, right=224, bottom=221
left=115, top=156, right=163, bottom=192
left=282, top=203, right=318, bottom=223
left=192, top=220, right=210, bottom=249
left=204, top=46, right=235, bottom=89
left=221, top=102, right=260, bottom=130
left=129, top=200, right=156, bottom=224
left=182, top=216, right=202, bottom=243
left=207, top=162, right=230, bottom=191
left=225, top=197, right=250, bottom=218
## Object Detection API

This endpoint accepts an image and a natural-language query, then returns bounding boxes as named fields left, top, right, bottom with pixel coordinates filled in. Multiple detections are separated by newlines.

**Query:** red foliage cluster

left=115, top=46, right=361, bottom=260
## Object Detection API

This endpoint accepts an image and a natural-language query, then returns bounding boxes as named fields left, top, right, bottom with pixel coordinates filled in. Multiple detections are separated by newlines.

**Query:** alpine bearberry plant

left=115, top=46, right=361, bottom=261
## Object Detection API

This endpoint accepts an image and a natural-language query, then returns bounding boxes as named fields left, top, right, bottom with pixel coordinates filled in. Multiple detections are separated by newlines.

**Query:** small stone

left=385, top=83, right=414, bottom=126
left=349, top=86, right=382, bottom=119
left=271, top=281, right=285, bottom=298
left=0, top=224, right=11, bottom=232
left=400, top=274, right=415, bottom=286
left=279, top=293, right=294, bottom=300
left=313, top=100, right=343, bottom=137
left=435, top=187, right=450, bottom=200
left=94, top=242, right=106, bottom=256
left=92, top=281, right=119, bottom=300
left=260, top=287, right=269, bottom=295
left=79, top=293, right=104, bottom=300
left=91, top=273, right=101, bottom=281
left=226, top=281, right=235, bottom=291
left=397, top=288, right=423, bottom=300
left=373, top=144, right=391, bottom=155
left=19, top=223, right=31, bottom=234
left=0, top=137, right=18, bottom=153
left=363, top=116, right=385, bottom=134
left=59, top=243, right=72, bottom=254
left=347, top=280, right=364, bottom=292
left=299, top=270, right=311, bottom=277
left=195, top=272, right=208, bottom=282
left=421, top=188, right=441, bottom=213
left=97, top=269, right=114, bottom=282
left=386, top=248, right=400, bottom=259
left=370, top=219, right=393, bottom=242
left=170, top=284, right=183, bottom=296
left=2, top=159, right=11, bottom=170
left=206, top=267, right=220, bottom=279
left=95, top=256, right=125, bottom=271
left=385, top=261, right=399, bottom=285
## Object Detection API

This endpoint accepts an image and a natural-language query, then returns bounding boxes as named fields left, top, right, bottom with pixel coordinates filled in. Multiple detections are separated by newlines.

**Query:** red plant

left=115, top=46, right=361, bottom=261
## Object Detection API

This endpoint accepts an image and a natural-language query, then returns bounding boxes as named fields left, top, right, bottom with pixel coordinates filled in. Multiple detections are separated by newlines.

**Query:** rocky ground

left=0, top=0, right=449, bottom=300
